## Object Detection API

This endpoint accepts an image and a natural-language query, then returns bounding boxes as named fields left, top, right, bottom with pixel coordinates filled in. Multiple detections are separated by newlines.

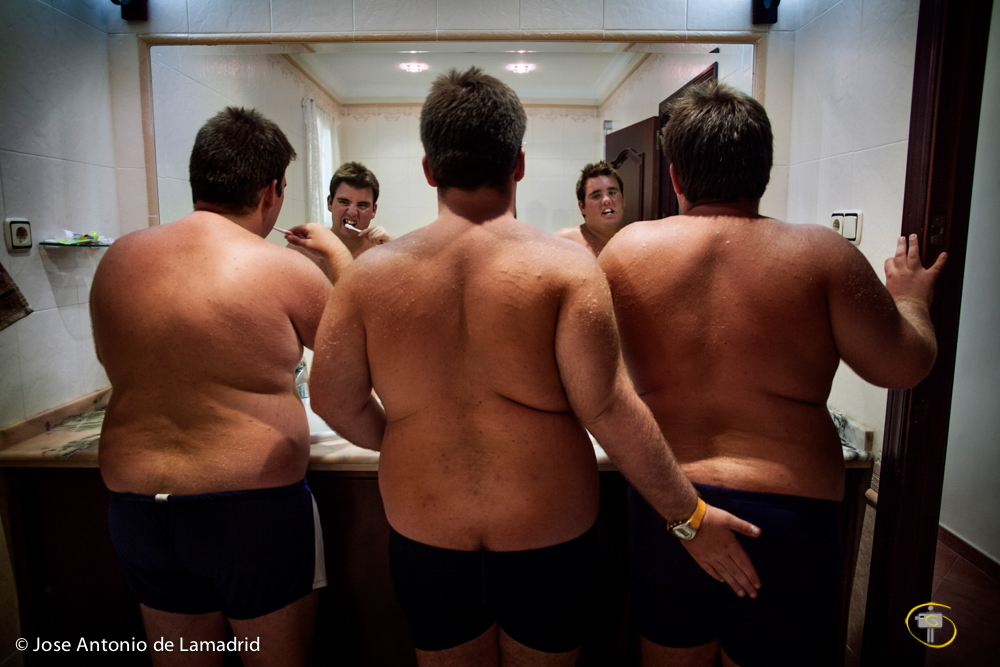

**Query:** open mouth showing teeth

left=603, top=209, right=614, bottom=215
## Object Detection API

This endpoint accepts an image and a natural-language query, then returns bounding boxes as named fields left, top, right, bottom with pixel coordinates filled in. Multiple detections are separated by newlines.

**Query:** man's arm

left=284, top=223, right=355, bottom=283
left=828, top=232, right=946, bottom=389
left=359, top=225, right=394, bottom=245
left=308, top=265, right=386, bottom=451
left=554, top=258, right=762, bottom=597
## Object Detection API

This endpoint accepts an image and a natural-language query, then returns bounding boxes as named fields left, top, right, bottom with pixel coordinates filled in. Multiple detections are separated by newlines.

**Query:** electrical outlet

left=4, top=218, right=32, bottom=253
left=831, top=211, right=863, bottom=246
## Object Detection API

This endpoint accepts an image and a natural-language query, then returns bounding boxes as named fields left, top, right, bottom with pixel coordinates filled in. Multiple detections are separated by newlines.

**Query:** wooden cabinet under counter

left=0, top=414, right=871, bottom=666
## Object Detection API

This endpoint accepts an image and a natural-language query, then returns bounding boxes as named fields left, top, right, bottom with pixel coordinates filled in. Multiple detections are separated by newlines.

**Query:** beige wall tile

left=0, top=325, right=26, bottom=429
left=763, top=31, right=794, bottom=168
left=687, top=0, right=760, bottom=32
left=436, top=0, right=519, bottom=30
left=108, top=34, right=146, bottom=170
left=271, top=0, right=353, bottom=33
left=759, top=164, right=788, bottom=221
left=851, top=0, right=919, bottom=152
left=114, top=168, right=149, bottom=237
left=188, top=0, right=271, bottom=34
left=51, top=0, right=108, bottom=33
left=157, top=177, right=193, bottom=226
left=851, top=142, right=909, bottom=266
left=604, top=0, right=686, bottom=31
left=355, top=0, right=436, bottom=32
left=106, top=0, right=188, bottom=34
left=520, top=0, right=603, bottom=31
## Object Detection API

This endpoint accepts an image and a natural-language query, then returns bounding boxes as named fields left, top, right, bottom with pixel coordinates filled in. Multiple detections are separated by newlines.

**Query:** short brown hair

left=189, top=107, right=296, bottom=212
left=663, top=82, right=772, bottom=203
left=420, top=67, right=527, bottom=191
left=576, top=162, right=624, bottom=203
left=329, top=161, right=380, bottom=203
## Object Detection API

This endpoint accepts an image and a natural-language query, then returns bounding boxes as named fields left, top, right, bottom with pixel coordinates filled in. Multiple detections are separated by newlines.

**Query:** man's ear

left=371, top=202, right=377, bottom=218
left=669, top=163, right=684, bottom=197
left=422, top=156, right=438, bottom=187
left=327, top=194, right=334, bottom=212
left=260, top=179, right=278, bottom=212
left=513, top=148, right=525, bottom=182
left=578, top=199, right=586, bottom=217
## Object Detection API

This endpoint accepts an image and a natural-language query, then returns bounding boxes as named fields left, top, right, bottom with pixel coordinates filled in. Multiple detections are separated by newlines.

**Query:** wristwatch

left=667, top=497, right=707, bottom=541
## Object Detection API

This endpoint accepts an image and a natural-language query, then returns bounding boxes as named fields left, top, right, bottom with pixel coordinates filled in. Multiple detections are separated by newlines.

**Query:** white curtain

left=302, top=98, right=340, bottom=225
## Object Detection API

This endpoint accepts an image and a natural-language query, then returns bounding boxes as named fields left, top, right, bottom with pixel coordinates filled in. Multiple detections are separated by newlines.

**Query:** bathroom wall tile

left=355, top=0, right=436, bottom=32
left=51, top=0, right=107, bottom=33
left=377, top=114, right=409, bottom=159
left=115, top=168, right=149, bottom=236
left=763, top=30, right=795, bottom=168
left=437, top=0, right=519, bottom=30
left=0, top=151, right=117, bottom=312
left=0, top=0, right=59, bottom=159
left=526, top=159, right=564, bottom=179
left=107, top=0, right=188, bottom=34
left=603, top=0, right=686, bottom=31
left=271, top=0, right=353, bottom=34
left=527, top=143, right=564, bottom=160
left=815, top=153, right=855, bottom=227
left=150, top=44, right=182, bottom=71
left=0, top=172, right=8, bottom=273
left=687, top=0, right=758, bottom=32
left=851, top=141, right=908, bottom=268
left=340, top=115, right=380, bottom=160
left=151, top=62, right=231, bottom=180
left=156, top=177, right=193, bottom=226
left=74, top=246, right=107, bottom=305
left=851, top=0, right=919, bottom=152
left=51, top=7, right=115, bottom=167
left=278, top=196, right=307, bottom=229
left=563, top=142, right=603, bottom=162
left=520, top=0, right=603, bottom=31
left=406, top=114, right=424, bottom=159
left=373, top=157, right=411, bottom=209
left=108, top=35, right=147, bottom=170
left=0, top=324, right=26, bottom=430
left=188, top=0, right=271, bottom=34
left=785, top=160, right=818, bottom=226
left=789, top=0, right=862, bottom=164
left=531, top=115, right=566, bottom=145
left=759, top=165, right=789, bottom=221
left=796, top=0, right=843, bottom=30
left=18, top=304, right=97, bottom=418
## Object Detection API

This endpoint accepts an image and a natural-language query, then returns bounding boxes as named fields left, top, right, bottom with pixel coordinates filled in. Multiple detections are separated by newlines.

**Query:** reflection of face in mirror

left=579, top=175, right=624, bottom=236
left=328, top=183, right=377, bottom=252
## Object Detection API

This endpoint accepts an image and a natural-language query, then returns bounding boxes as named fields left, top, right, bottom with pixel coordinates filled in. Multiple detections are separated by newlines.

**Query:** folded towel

left=0, top=262, right=32, bottom=331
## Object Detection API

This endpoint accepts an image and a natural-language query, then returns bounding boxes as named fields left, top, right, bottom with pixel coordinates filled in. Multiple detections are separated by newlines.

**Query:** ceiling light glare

left=398, top=50, right=428, bottom=54
left=399, top=63, right=429, bottom=73
left=505, top=50, right=536, bottom=54
left=505, top=63, right=536, bottom=74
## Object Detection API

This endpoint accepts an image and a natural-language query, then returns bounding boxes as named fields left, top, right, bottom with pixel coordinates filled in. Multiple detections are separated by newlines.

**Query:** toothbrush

left=344, top=222, right=362, bottom=233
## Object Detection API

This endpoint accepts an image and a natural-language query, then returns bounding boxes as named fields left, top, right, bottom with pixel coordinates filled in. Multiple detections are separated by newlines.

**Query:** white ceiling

left=287, top=41, right=741, bottom=105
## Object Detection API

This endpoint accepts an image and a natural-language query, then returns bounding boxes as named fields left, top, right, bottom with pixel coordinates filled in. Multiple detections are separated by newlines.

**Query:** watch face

left=671, top=524, right=697, bottom=541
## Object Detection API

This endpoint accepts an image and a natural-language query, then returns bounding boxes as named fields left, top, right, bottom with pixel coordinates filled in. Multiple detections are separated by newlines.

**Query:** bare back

left=322, top=214, right=601, bottom=551
left=91, top=212, right=329, bottom=495
left=601, top=215, right=905, bottom=501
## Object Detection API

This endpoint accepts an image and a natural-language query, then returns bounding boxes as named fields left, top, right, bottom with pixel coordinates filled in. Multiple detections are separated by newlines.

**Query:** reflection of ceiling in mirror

left=281, top=41, right=746, bottom=105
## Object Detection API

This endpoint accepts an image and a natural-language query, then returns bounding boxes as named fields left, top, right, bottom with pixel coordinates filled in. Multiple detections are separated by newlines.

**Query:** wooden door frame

left=861, top=0, right=994, bottom=663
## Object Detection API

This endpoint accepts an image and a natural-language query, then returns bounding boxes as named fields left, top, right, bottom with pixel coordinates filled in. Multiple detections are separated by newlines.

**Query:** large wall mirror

left=148, top=41, right=754, bottom=242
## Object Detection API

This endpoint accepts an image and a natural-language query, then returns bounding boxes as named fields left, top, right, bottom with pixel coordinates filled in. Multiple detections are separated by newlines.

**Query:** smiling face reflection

left=579, top=175, right=624, bottom=235
left=328, top=182, right=377, bottom=244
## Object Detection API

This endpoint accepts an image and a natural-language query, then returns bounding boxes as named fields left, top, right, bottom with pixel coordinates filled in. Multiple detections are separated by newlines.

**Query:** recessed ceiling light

left=399, top=50, right=428, bottom=54
left=505, top=50, right=536, bottom=54
left=400, top=63, right=429, bottom=73
left=505, top=63, right=536, bottom=74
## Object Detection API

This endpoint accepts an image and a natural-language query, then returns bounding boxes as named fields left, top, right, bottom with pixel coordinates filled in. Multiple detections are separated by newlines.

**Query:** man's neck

left=438, top=183, right=515, bottom=223
left=194, top=203, right=265, bottom=236
left=681, top=199, right=761, bottom=219
left=579, top=222, right=617, bottom=255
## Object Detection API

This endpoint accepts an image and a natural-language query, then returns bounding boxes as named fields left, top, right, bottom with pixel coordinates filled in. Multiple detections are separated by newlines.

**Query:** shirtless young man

left=599, top=82, right=947, bottom=667
left=554, top=162, right=625, bottom=257
left=91, top=107, right=351, bottom=667
left=309, top=67, right=761, bottom=667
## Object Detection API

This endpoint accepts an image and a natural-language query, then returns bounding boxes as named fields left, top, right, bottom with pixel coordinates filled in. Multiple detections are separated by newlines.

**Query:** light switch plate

left=831, top=210, right=863, bottom=246
left=4, top=218, right=32, bottom=253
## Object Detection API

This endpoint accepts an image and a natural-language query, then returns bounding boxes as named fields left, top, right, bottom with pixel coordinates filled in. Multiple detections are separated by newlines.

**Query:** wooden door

left=605, top=117, right=658, bottom=226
